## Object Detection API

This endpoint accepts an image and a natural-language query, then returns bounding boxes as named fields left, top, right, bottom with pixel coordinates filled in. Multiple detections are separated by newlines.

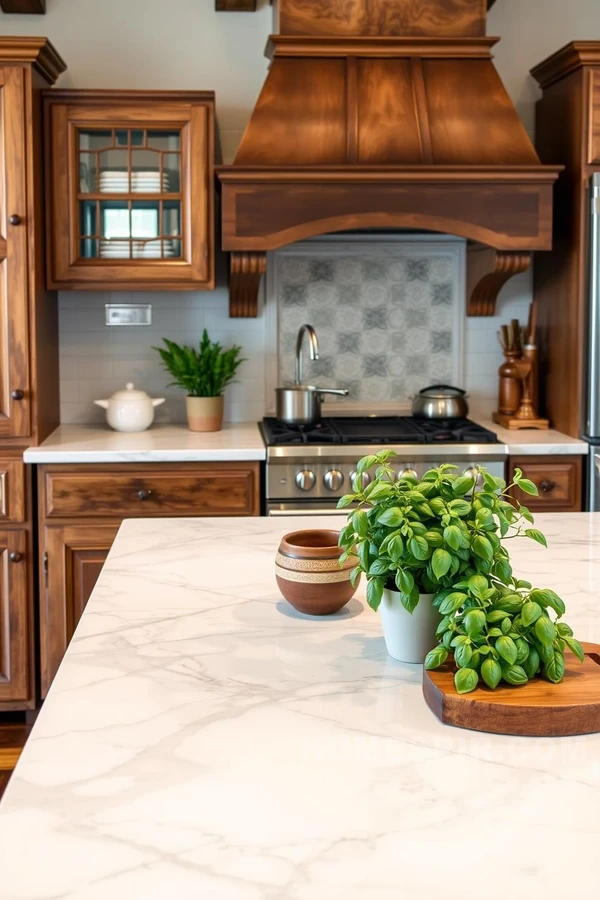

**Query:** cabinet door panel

left=508, top=456, right=583, bottom=512
left=0, top=68, right=30, bottom=437
left=42, top=525, right=118, bottom=696
left=0, top=531, right=30, bottom=703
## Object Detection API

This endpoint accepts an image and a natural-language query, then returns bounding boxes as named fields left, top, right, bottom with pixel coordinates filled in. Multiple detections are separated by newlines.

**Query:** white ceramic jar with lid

left=94, top=383, right=165, bottom=432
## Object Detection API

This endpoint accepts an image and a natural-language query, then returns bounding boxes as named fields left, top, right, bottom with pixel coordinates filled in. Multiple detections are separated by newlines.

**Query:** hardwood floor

left=0, top=720, right=31, bottom=799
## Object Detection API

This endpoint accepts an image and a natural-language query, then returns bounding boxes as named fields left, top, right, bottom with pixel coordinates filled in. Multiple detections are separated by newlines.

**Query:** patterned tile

left=277, top=249, right=458, bottom=403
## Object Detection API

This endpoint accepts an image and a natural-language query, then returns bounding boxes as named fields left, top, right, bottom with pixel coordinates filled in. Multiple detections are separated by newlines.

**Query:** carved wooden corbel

left=467, top=246, right=531, bottom=316
left=229, top=251, right=266, bottom=317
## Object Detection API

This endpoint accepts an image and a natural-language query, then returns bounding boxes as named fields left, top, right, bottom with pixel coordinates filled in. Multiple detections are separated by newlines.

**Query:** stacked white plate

left=98, top=170, right=170, bottom=193
left=99, top=239, right=177, bottom=259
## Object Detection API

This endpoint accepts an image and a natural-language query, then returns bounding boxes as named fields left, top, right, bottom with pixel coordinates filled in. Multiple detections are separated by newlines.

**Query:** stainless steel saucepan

left=412, top=384, right=469, bottom=419
left=275, top=385, right=349, bottom=427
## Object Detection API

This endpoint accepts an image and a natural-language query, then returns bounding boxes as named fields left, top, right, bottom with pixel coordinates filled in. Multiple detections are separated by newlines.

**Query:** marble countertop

left=22, top=419, right=588, bottom=464
left=22, top=423, right=267, bottom=463
left=1, top=513, right=599, bottom=899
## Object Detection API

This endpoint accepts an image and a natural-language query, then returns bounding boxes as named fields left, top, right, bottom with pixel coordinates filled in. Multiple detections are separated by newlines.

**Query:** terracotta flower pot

left=186, top=396, right=224, bottom=432
left=275, top=529, right=360, bottom=615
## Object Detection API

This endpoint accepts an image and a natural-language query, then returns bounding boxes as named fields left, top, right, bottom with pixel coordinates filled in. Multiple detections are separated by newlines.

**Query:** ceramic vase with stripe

left=275, top=529, right=360, bottom=615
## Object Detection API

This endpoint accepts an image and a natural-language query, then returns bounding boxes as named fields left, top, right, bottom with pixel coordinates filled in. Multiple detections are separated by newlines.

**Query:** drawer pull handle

left=11, top=389, right=24, bottom=401
left=9, top=214, right=21, bottom=226
left=540, top=480, right=557, bottom=494
left=9, top=551, right=22, bottom=563
left=137, top=489, right=152, bottom=501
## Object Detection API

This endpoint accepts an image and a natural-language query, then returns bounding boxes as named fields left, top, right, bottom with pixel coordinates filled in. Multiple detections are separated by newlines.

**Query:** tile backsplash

left=59, top=240, right=531, bottom=425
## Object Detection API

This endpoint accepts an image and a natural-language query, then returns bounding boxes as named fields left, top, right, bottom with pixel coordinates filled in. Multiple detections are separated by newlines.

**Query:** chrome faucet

left=295, top=324, right=319, bottom=385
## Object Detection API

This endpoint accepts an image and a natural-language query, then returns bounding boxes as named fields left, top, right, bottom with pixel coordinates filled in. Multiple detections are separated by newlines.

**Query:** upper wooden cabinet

left=43, top=90, right=215, bottom=291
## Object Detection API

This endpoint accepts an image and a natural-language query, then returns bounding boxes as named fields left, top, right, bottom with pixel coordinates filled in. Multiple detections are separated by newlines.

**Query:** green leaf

left=410, top=535, right=431, bottom=560
left=366, top=578, right=384, bottom=611
left=515, top=637, right=530, bottom=665
left=424, top=530, right=444, bottom=548
left=530, top=588, right=565, bottom=617
left=431, top=548, right=453, bottom=579
left=368, top=559, right=390, bottom=577
left=439, top=591, right=468, bottom=615
left=453, top=474, right=476, bottom=496
left=544, top=651, right=566, bottom=684
left=435, top=616, right=451, bottom=637
left=357, top=455, right=378, bottom=476
left=486, top=610, right=509, bottom=624
left=424, top=645, right=449, bottom=670
left=357, top=541, right=370, bottom=571
left=387, top=535, right=404, bottom=563
left=351, top=509, right=368, bottom=538
left=395, top=569, right=415, bottom=596
left=364, top=481, right=394, bottom=501
left=557, top=623, right=574, bottom=637
left=337, top=494, right=355, bottom=509
left=525, top=528, right=548, bottom=548
left=454, top=667, right=479, bottom=694
left=448, top=499, right=471, bottom=517
left=468, top=574, right=489, bottom=599
left=451, top=634, right=470, bottom=648
left=377, top=507, right=404, bottom=527
left=564, top=636, right=585, bottom=663
left=429, top=498, right=447, bottom=516
left=476, top=507, right=494, bottom=528
left=522, top=646, right=540, bottom=678
left=501, top=664, right=529, bottom=686
left=481, top=657, right=502, bottom=689
left=400, top=585, right=420, bottom=614
left=521, top=601, right=543, bottom=628
left=534, top=616, right=557, bottom=648
left=496, top=635, right=518, bottom=665
left=518, top=479, right=539, bottom=496
left=472, top=535, right=493, bottom=561
left=455, top=643, right=473, bottom=668
left=463, top=609, right=486, bottom=638
left=349, top=566, right=361, bottom=588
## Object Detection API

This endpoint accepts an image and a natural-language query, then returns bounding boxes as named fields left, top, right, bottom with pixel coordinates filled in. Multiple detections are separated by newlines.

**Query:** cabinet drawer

left=590, top=71, right=600, bottom=163
left=0, top=458, right=26, bottom=523
left=43, top=463, right=260, bottom=518
left=508, top=456, right=583, bottom=512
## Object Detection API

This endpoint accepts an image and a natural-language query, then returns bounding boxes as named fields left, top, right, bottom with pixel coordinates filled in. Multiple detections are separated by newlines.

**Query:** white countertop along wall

left=0, top=513, right=599, bottom=899
left=23, top=421, right=587, bottom=464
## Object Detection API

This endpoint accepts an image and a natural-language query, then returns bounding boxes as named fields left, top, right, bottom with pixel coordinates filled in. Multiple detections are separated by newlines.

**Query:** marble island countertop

left=1, top=513, right=599, bottom=899
left=22, top=419, right=588, bottom=464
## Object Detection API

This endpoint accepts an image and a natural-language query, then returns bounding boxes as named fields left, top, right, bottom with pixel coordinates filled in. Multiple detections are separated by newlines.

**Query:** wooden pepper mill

left=493, top=305, right=549, bottom=430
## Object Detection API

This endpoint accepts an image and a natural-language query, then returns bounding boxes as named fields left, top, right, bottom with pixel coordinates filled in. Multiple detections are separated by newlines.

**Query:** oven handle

left=267, top=508, right=348, bottom=517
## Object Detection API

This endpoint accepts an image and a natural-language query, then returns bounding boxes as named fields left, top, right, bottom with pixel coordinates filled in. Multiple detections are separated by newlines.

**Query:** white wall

left=1, top=0, right=599, bottom=422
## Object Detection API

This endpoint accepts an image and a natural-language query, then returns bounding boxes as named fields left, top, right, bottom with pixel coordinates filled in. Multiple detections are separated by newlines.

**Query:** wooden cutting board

left=423, top=642, right=600, bottom=736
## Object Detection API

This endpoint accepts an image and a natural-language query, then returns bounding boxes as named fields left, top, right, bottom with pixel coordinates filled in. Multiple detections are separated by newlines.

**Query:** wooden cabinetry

left=508, top=455, right=583, bottom=512
left=38, top=462, right=260, bottom=695
left=0, top=38, right=66, bottom=711
left=43, top=90, right=215, bottom=291
left=531, top=44, right=600, bottom=437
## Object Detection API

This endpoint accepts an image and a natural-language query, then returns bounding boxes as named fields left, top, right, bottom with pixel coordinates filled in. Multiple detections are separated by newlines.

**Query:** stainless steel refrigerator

left=586, top=173, right=600, bottom=508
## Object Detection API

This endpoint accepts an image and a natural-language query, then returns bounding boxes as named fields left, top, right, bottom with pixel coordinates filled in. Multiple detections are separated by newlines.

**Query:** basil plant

left=337, top=452, right=583, bottom=693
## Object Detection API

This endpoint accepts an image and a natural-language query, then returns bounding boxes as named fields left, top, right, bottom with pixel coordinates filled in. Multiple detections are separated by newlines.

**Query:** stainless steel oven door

left=267, top=500, right=348, bottom=517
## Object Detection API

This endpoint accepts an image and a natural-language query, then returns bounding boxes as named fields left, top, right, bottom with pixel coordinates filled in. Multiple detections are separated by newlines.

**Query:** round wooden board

left=422, top=642, right=600, bottom=736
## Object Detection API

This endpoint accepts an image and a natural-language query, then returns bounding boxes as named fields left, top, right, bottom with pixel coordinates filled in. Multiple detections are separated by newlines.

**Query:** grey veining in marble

left=0, top=514, right=599, bottom=899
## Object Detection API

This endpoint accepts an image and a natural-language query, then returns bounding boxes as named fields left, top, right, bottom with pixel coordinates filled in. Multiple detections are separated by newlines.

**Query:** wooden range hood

left=217, top=0, right=561, bottom=317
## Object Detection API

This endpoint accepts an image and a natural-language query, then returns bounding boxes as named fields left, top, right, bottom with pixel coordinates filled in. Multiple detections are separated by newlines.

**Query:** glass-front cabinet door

left=44, top=91, right=215, bottom=290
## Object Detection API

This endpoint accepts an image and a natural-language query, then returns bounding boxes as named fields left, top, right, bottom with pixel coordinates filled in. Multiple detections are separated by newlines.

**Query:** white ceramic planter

left=379, top=589, right=440, bottom=664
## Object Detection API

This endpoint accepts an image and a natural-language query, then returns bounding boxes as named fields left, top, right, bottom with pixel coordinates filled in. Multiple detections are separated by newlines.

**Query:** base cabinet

left=38, top=461, right=261, bottom=695
left=508, top=456, right=583, bottom=512
left=0, top=530, right=31, bottom=705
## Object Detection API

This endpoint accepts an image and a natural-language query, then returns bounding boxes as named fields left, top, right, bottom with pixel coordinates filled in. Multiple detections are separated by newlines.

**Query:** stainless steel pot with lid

left=411, top=384, right=469, bottom=419
left=275, top=385, right=349, bottom=428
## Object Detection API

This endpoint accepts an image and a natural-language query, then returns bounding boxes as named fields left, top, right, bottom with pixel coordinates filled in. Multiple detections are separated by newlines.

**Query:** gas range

left=261, top=416, right=507, bottom=513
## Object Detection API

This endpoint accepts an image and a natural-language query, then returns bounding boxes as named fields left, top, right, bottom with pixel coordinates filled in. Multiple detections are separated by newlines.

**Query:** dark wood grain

left=43, top=90, right=215, bottom=291
left=43, top=463, right=260, bottom=518
left=216, top=0, right=257, bottom=9
left=0, top=531, right=30, bottom=703
left=0, top=0, right=45, bottom=13
left=508, top=455, right=583, bottom=512
left=423, top=642, right=600, bottom=736
left=0, top=455, right=26, bottom=523
left=229, top=251, right=266, bottom=317
left=275, top=0, right=488, bottom=37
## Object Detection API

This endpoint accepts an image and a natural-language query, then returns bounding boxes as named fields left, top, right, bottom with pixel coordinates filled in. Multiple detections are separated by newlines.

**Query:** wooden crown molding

left=217, top=165, right=562, bottom=184
left=268, top=35, right=498, bottom=59
left=531, top=41, right=600, bottom=89
left=43, top=88, right=215, bottom=104
left=0, top=36, right=65, bottom=83
left=0, top=0, right=45, bottom=12
left=229, top=252, right=266, bottom=317
left=467, top=246, right=531, bottom=316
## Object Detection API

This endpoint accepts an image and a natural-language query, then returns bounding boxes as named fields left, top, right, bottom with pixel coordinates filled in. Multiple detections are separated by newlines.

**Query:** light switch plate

left=105, top=304, right=152, bottom=326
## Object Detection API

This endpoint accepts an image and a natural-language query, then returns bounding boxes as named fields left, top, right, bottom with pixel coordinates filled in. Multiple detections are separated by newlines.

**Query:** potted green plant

left=337, top=452, right=583, bottom=688
left=154, top=330, right=244, bottom=432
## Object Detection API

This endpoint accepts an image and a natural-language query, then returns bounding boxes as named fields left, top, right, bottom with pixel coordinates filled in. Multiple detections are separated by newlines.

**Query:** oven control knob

left=350, top=471, right=370, bottom=491
left=295, top=469, right=316, bottom=491
left=399, top=468, right=419, bottom=481
left=324, top=469, right=344, bottom=492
